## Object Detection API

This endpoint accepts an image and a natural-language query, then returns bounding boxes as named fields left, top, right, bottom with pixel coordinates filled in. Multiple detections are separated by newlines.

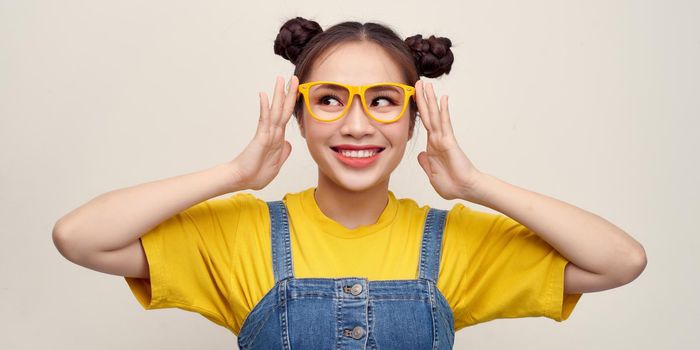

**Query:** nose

left=339, top=94, right=375, bottom=137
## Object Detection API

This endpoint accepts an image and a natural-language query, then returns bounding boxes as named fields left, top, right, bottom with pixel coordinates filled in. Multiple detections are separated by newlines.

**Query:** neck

left=314, top=172, right=390, bottom=230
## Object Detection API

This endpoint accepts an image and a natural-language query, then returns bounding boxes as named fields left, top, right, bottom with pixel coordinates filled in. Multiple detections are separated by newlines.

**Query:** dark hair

left=273, top=17, right=454, bottom=134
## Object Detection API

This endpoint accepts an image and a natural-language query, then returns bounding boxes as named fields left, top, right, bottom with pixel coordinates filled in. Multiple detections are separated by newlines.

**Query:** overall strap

left=418, top=207, right=449, bottom=283
left=266, top=200, right=295, bottom=283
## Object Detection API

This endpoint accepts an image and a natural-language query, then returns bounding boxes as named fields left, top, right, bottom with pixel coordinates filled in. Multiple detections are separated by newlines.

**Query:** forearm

left=53, top=161, right=243, bottom=255
left=465, top=172, right=647, bottom=282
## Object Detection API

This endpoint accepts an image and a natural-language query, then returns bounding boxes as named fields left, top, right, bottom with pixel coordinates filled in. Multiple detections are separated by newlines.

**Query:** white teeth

left=339, top=149, right=378, bottom=158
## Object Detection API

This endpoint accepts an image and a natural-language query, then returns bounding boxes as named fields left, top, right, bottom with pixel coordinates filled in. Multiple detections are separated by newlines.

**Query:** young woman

left=53, top=17, right=647, bottom=349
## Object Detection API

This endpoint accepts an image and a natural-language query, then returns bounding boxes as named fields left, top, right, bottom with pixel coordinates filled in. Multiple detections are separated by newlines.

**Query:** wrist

left=215, top=160, right=249, bottom=194
left=459, top=170, right=493, bottom=206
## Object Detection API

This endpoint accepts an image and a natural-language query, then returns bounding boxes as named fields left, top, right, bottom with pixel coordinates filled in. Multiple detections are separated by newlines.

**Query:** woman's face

left=299, top=41, right=413, bottom=193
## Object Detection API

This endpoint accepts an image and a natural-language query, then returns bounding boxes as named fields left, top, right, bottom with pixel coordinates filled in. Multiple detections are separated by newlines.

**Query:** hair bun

left=274, top=17, right=323, bottom=65
left=405, top=34, right=454, bottom=78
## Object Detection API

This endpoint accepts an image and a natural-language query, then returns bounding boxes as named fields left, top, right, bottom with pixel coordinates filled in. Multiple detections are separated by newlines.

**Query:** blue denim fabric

left=237, top=201, right=455, bottom=349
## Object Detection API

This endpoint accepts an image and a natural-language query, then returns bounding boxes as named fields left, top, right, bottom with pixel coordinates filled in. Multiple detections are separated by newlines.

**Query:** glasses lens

left=365, top=84, right=406, bottom=122
left=307, top=83, right=407, bottom=122
left=308, top=83, right=350, bottom=121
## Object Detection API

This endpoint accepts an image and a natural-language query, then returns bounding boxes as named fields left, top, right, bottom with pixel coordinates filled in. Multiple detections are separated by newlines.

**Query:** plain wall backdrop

left=1, top=0, right=698, bottom=349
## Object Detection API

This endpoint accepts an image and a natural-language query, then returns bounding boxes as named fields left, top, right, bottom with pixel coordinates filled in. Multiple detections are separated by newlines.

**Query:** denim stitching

left=435, top=291, right=455, bottom=341
left=278, top=201, right=294, bottom=280
left=431, top=209, right=448, bottom=284
left=428, top=281, right=439, bottom=350
left=419, top=209, right=435, bottom=281
left=268, top=202, right=280, bottom=283
left=335, top=289, right=343, bottom=350
left=362, top=282, right=370, bottom=349
left=279, top=279, right=291, bottom=350
left=367, top=283, right=377, bottom=350
left=238, top=301, right=266, bottom=345
left=239, top=299, right=275, bottom=348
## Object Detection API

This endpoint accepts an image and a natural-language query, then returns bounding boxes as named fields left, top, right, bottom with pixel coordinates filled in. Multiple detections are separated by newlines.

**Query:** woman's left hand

left=414, top=80, right=483, bottom=201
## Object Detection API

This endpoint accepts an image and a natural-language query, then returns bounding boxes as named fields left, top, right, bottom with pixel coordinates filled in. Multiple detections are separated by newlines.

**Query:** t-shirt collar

left=288, top=187, right=399, bottom=239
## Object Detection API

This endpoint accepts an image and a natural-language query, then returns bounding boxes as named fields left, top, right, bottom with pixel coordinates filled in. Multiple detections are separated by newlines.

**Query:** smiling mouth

left=330, top=147, right=385, bottom=158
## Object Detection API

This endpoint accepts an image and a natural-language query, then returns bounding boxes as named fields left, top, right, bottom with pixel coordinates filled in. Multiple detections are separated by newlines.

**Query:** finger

left=425, top=82, right=442, bottom=136
left=270, top=76, right=285, bottom=125
left=440, top=95, right=455, bottom=136
left=258, top=92, right=270, bottom=133
left=280, top=75, right=299, bottom=126
left=415, top=80, right=432, bottom=133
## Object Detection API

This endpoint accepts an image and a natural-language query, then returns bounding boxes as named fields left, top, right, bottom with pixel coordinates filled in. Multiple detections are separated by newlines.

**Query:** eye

left=371, top=95, right=398, bottom=107
left=318, top=94, right=343, bottom=106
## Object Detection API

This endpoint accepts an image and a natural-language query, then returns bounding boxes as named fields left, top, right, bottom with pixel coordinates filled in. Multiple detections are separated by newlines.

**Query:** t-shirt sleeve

left=439, top=203, right=582, bottom=330
left=124, top=193, right=251, bottom=333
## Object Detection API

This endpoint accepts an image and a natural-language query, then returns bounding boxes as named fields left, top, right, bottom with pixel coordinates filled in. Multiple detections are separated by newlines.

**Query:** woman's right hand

left=229, top=75, right=300, bottom=191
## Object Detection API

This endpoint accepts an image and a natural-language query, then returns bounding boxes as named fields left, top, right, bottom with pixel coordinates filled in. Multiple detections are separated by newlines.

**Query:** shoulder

left=226, top=192, right=268, bottom=213
left=389, top=192, right=431, bottom=223
left=225, top=191, right=266, bottom=206
left=390, top=193, right=477, bottom=224
left=173, top=192, right=268, bottom=228
left=225, top=189, right=312, bottom=224
left=444, top=202, right=507, bottom=230
left=222, top=191, right=302, bottom=214
left=389, top=191, right=430, bottom=211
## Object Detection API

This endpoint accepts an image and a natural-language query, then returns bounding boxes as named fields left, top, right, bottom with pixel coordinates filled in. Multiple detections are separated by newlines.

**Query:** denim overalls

left=236, top=200, right=455, bottom=349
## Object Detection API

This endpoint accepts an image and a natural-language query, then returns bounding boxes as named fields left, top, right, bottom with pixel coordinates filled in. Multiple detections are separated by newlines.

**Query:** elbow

left=614, top=243, right=648, bottom=286
left=52, top=219, right=85, bottom=264
left=630, top=243, right=648, bottom=278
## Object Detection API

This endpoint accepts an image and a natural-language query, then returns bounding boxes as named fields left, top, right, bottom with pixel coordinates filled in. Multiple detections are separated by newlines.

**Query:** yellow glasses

left=297, top=81, right=415, bottom=123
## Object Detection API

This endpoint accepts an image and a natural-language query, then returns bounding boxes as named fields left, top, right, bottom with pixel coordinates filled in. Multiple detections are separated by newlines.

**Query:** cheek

left=388, top=120, right=411, bottom=146
left=303, top=118, right=335, bottom=149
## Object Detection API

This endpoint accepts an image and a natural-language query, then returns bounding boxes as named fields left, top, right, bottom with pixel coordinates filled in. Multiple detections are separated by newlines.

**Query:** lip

left=330, top=145, right=385, bottom=169
left=331, top=144, right=385, bottom=151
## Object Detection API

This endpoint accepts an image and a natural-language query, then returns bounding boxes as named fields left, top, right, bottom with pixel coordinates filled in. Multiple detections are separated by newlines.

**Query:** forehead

left=307, top=41, right=405, bottom=85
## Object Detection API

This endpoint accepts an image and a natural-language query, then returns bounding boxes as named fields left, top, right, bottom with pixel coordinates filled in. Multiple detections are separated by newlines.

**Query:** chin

left=317, top=164, right=386, bottom=193
left=334, top=175, right=385, bottom=192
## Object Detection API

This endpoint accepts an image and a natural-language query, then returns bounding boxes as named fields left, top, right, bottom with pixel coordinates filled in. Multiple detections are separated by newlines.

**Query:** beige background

left=1, top=0, right=698, bottom=349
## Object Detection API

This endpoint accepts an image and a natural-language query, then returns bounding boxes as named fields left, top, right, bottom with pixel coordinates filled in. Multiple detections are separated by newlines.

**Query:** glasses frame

left=297, top=81, right=416, bottom=124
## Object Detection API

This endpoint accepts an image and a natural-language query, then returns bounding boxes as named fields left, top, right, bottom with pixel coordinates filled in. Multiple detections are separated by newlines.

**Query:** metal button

left=351, top=326, right=364, bottom=339
left=350, top=283, right=363, bottom=295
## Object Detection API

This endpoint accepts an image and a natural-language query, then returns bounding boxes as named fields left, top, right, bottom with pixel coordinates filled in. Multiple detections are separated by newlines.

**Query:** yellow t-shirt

left=125, top=187, right=582, bottom=335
